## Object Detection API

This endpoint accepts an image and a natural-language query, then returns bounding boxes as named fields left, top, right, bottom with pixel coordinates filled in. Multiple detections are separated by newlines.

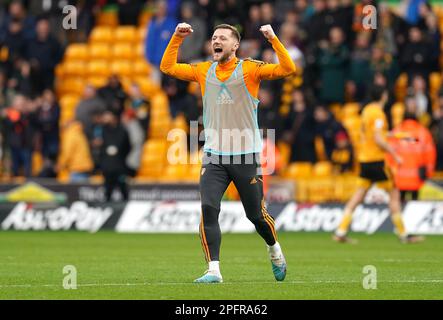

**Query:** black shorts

left=359, top=161, right=390, bottom=182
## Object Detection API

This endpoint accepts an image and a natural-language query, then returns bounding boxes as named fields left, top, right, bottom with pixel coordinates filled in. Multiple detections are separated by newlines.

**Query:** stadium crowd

left=0, top=0, right=442, bottom=182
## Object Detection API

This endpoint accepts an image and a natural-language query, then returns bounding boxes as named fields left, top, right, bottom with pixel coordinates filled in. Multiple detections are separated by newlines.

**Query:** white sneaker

left=267, top=245, right=287, bottom=281
left=194, top=270, right=223, bottom=283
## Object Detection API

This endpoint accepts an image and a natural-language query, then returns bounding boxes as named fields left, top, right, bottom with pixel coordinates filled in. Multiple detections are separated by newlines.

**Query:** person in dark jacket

left=314, top=104, right=348, bottom=159
left=35, top=88, right=60, bottom=159
left=99, top=111, right=131, bottom=202
left=25, top=17, right=63, bottom=93
left=400, top=26, right=433, bottom=83
left=283, top=89, right=317, bottom=163
left=316, top=27, right=350, bottom=104
left=97, top=74, right=127, bottom=118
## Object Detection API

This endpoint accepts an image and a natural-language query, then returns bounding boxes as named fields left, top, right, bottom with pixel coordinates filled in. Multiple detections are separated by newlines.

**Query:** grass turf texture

left=0, top=231, right=442, bottom=299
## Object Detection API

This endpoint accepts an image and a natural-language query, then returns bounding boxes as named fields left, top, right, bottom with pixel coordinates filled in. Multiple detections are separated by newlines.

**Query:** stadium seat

left=87, top=60, right=110, bottom=77
left=32, top=152, right=43, bottom=176
left=86, top=76, right=108, bottom=88
left=110, top=61, right=133, bottom=77
left=329, top=103, right=343, bottom=121
left=429, top=72, right=442, bottom=98
left=137, top=78, right=161, bottom=96
left=395, top=73, right=408, bottom=101
left=308, top=177, right=334, bottom=203
left=89, top=26, right=114, bottom=43
left=277, top=141, right=291, bottom=171
left=284, top=162, right=312, bottom=179
left=115, top=26, right=137, bottom=43
left=143, top=139, right=167, bottom=154
left=59, top=95, right=80, bottom=112
left=172, top=114, right=188, bottom=132
left=133, top=59, right=152, bottom=76
left=57, top=78, right=85, bottom=96
left=96, top=11, right=118, bottom=28
left=139, top=11, right=152, bottom=27
left=112, top=43, right=134, bottom=60
left=59, top=108, right=75, bottom=126
left=391, top=102, right=405, bottom=127
left=313, top=161, right=333, bottom=177
left=138, top=26, right=147, bottom=42
left=342, top=103, right=360, bottom=119
left=62, top=60, right=87, bottom=77
left=55, top=64, right=65, bottom=78
left=64, top=43, right=89, bottom=61
left=135, top=43, right=145, bottom=58
left=89, top=43, right=111, bottom=60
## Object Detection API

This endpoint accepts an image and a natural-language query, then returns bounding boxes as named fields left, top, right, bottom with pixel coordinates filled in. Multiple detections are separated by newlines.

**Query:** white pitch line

left=1, top=279, right=443, bottom=289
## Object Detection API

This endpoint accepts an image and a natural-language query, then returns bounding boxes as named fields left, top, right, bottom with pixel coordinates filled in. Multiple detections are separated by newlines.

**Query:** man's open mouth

left=214, top=48, right=223, bottom=53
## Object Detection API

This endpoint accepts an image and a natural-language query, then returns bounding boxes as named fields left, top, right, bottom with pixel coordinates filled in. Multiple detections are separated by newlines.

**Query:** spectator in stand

left=243, top=4, right=262, bottom=40
left=349, top=32, right=372, bottom=102
left=258, top=88, right=283, bottom=139
left=259, top=2, right=280, bottom=50
left=1, top=18, right=27, bottom=66
left=178, top=1, right=206, bottom=62
left=316, top=27, right=350, bottom=104
left=57, top=119, right=94, bottom=182
left=9, top=59, right=32, bottom=97
left=368, top=44, right=400, bottom=89
left=127, top=83, right=151, bottom=137
left=122, top=108, right=144, bottom=177
left=306, top=0, right=329, bottom=45
left=388, top=98, right=436, bottom=201
left=431, top=89, right=443, bottom=170
left=161, top=74, right=193, bottom=119
left=0, top=1, right=36, bottom=41
left=145, top=0, right=177, bottom=83
left=400, top=26, right=433, bottom=84
left=75, top=84, right=106, bottom=139
left=377, top=3, right=398, bottom=57
left=25, top=16, right=63, bottom=93
left=331, top=130, right=354, bottom=174
left=0, top=69, right=7, bottom=109
left=277, top=22, right=304, bottom=69
left=324, top=0, right=352, bottom=45
left=99, top=111, right=131, bottom=202
left=89, top=110, right=105, bottom=174
left=35, top=88, right=59, bottom=160
left=407, top=75, right=432, bottom=126
left=98, top=74, right=127, bottom=118
left=403, top=0, right=427, bottom=26
left=283, top=89, right=316, bottom=163
left=419, top=4, right=441, bottom=73
left=117, top=0, right=144, bottom=26
left=2, top=94, right=36, bottom=177
left=314, top=104, right=348, bottom=160
left=211, top=0, right=243, bottom=32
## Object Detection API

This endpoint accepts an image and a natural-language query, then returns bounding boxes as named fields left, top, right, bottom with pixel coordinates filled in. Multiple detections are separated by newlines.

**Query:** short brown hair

left=213, top=24, right=241, bottom=42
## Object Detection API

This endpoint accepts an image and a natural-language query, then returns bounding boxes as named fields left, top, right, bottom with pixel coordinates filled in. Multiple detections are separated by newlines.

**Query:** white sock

left=267, top=242, right=282, bottom=256
left=208, top=261, right=220, bottom=274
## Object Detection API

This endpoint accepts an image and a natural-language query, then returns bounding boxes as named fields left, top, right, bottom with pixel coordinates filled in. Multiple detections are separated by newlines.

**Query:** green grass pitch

left=0, top=231, right=442, bottom=299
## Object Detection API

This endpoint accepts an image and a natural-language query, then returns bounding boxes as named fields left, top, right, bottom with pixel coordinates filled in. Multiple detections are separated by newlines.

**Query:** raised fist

left=259, top=24, right=276, bottom=40
left=175, top=22, right=193, bottom=38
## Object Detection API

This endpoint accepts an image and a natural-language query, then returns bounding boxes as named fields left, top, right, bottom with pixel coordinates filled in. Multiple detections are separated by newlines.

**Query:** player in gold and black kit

left=333, top=86, right=424, bottom=244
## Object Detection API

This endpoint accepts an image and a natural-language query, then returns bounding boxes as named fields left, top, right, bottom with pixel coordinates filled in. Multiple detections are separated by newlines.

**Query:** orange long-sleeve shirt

left=160, top=34, right=296, bottom=98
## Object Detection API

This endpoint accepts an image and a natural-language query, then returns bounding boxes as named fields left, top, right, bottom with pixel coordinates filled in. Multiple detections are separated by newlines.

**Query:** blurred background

left=1, top=0, right=443, bottom=204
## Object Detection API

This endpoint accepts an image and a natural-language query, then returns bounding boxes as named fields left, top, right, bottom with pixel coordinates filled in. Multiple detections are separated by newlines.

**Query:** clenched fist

left=175, top=22, right=193, bottom=38
left=259, top=24, right=276, bottom=40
